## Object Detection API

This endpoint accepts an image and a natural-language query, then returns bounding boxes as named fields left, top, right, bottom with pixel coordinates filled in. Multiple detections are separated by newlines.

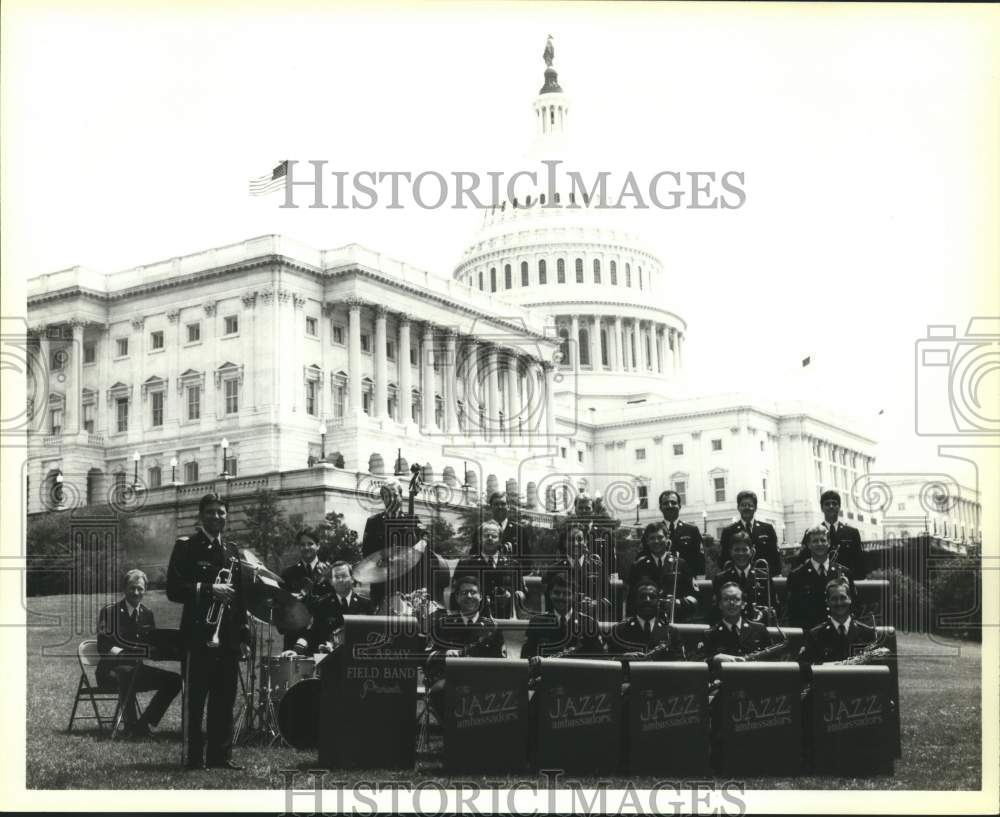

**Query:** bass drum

left=277, top=677, right=321, bottom=750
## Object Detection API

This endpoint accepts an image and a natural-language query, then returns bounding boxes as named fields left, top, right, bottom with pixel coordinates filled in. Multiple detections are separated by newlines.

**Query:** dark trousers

left=183, top=649, right=239, bottom=766
left=98, top=663, right=182, bottom=728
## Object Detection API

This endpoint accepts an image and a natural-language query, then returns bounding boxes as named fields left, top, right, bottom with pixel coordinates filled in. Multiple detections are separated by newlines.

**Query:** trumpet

left=206, top=556, right=237, bottom=649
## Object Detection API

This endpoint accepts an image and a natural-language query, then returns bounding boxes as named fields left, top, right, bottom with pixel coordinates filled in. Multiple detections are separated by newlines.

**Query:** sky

left=2, top=0, right=997, bottom=501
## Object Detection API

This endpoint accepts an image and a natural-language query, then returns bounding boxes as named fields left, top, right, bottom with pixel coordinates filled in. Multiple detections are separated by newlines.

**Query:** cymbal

left=352, top=545, right=423, bottom=585
left=240, top=550, right=283, bottom=585
left=247, top=574, right=311, bottom=632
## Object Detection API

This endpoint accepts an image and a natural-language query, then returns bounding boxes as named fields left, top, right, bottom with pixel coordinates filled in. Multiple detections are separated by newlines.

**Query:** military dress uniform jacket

left=541, top=556, right=613, bottom=611
left=425, top=613, right=505, bottom=682
left=166, top=530, right=249, bottom=654
left=785, top=561, right=855, bottom=630
left=454, top=553, right=525, bottom=613
left=293, top=592, right=375, bottom=654
left=606, top=617, right=685, bottom=661
left=625, top=552, right=698, bottom=620
left=794, top=522, right=867, bottom=579
left=657, top=520, right=706, bottom=577
left=699, top=619, right=773, bottom=662
left=719, top=519, right=782, bottom=577
left=96, top=599, right=156, bottom=685
left=520, top=609, right=605, bottom=659
left=281, top=559, right=330, bottom=597
left=799, top=618, right=878, bottom=665
left=711, top=564, right=780, bottom=620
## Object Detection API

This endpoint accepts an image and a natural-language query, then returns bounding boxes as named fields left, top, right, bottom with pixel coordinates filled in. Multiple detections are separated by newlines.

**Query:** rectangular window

left=184, top=461, right=199, bottom=483
left=188, top=386, right=201, bottom=420
left=305, top=380, right=317, bottom=416
left=333, top=382, right=346, bottom=419
left=150, top=330, right=164, bottom=350
left=386, top=340, right=396, bottom=361
left=50, top=408, right=63, bottom=435
left=151, top=391, right=164, bottom=427
left=116, top=338, right=128, bottom=357
left=362, top=390, right=372, bottom=415
left=635, top=448, right=646, bottom=461
left=116, top=398, right=128, bottom=433
left=711, top=438, right=722, bottom=451
left=638, top=485, right=648, bottom=510
left=360, top=333, right=372, bottom=353
left=187, top=322, right=201, bottom=343
left=83, top=404, right=95, bottom=433
left=306, top=316, right=318, bottom=336
left=762, top=477, right=768, bottom=502
left=224, top=379, right=239, bottom=414
left=224, top=315, right=239, bottom=335
left=674, top=481, right=687, bottom=507
left=332, top=325, right=345, bottom=345
left=148, top=467, right=161, bottom=489
left=410, top=347, right=417, bottom=366
left=673, top=443, right=684, bottom=456
left=713, top=477, right=726, bottom=503
left=224, top=456, right=238, bottom=477
left=577, top=450, right=584, bottom=463
left=83, top=343, right=96, bottom=364
left=561, top=446, right=567, bottom=459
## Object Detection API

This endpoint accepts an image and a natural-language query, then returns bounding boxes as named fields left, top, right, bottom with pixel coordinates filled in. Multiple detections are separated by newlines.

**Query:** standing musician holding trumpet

left=166, top=493, right=250, bottom=771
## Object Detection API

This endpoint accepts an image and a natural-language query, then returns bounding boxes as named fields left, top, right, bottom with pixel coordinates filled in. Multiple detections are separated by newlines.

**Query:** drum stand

left=234, top=615, right=283, bottom=745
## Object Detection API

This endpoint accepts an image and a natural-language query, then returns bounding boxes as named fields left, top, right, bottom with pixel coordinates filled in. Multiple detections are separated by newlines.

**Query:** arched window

left=610, top=260, right=617, bottom=285
left=575, top=258, right=584, bottom=283
left=579, top=329, right=590, bottom=366
left=478, top=270, right=484, bottom=291
left=504, top=264, right=512, bottom=289
left=645, top=334, right=652, bottom=369
left=638, top=266, right=643, bottom=290
left=538, top=259, right=547, bottom=284
left=521, top=261, right=529, bottom=287
left=558, top=328, right=570, bottom=364
left=625, top=263, right=632, bottom=287
left=557, top=259, right=566, bottom=284
left=600, top=329, right=609, bottom=367
left=593, top=259, right=601, bottom=284
left=490, top=267, right=497, bottom=293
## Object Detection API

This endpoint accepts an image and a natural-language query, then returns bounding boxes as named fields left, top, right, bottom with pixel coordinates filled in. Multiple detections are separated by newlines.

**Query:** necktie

left=643, top=619, right=651, bottom=637
left=818, top=565, right=826, bottom=579
left=668, top=522, right=674, bottom=537
left=838, top=624, right=847, bottom=638
left=131, top=608, right=138, bottom=623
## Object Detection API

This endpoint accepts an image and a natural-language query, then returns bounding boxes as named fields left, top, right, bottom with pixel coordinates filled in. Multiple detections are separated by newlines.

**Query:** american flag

left=248, top=160, right=288, bottom=196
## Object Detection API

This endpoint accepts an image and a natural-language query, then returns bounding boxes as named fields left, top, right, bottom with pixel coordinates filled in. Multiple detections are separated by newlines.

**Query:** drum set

left=233, top=545, right=445, bottom=750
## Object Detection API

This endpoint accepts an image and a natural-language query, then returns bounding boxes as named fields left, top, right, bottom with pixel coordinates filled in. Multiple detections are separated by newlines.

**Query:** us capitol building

left=25, top=44, right=897, bottom=562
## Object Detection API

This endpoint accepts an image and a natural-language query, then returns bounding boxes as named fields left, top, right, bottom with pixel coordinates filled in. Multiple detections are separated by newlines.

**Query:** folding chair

left=67, top=639, right=143, bottom=738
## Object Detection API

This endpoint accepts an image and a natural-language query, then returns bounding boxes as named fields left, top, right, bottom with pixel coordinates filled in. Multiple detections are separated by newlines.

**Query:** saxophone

left=831, top=645, right=891, bottom=665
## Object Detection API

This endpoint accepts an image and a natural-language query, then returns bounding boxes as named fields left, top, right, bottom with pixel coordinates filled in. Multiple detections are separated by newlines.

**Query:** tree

left=234, top=489, right=297, bottom=573
left=316, top=510, right=361, bottom=566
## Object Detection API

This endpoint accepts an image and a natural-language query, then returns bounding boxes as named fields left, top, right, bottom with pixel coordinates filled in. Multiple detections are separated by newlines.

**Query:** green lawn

left=26, top=591, right=982, bottom=790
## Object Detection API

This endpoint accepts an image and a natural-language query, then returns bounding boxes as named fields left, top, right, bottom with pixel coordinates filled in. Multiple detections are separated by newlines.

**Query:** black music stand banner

left=319, top=615, right=423, bottom=769
left=534, top=658, right=623, bottom=774
left=713, top=662, right=803, bottom=776
left=627, top=662, right=710, bottom=775
left=809, top=665, right=895, bottom=776
left=444, top=658, right=530, bottom=774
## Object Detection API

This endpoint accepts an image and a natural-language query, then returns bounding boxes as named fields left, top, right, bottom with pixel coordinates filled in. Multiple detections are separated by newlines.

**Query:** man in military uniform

left=607, top=579, right=685, bottom=661
left=718, top=490, right=782, bottom=577
left=473, top=491, right=535, bottom=562
left=280, top=528, right=329, bottom=650
left=96, top=568, right=181, bottom=737
left=711, top=531, right=780, bottom=623
left=786, top=526, right=856, bottom=629
left=166, top=493, right=250, bottom=770
left=626, top=523, right=698, bottom=621
left=657, top=489, right=705, bottom=576
left=424, top=574, right=505, bottom=717
left=521, top=572, right=605, bottom=662
left=798, top=578, right=879, bottom=666
left=284, top=561, right=375, bottom=656
left=699, top=582, right=775, bottom=666
left=541, top=523, right=613, bottom=622
left=455, top=520, right=525, bottom=619
left=792, top=490, right=867, bottom=579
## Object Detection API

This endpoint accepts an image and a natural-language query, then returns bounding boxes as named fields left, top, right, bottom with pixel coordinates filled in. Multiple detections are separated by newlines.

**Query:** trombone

left=748, top=557, right=778, bottom=626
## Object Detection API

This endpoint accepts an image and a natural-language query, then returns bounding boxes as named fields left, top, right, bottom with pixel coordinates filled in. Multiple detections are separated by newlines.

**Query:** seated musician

left=798, top=577, right=878, bottom=668
left=280, top=528, right=329, bottom=650
left=606, top=579, right=685, bottom=661
left=521, top=572, right=605, bottom=669
left=541, top=523, right=613, bottom=621
left=424, top=574, right=505, bottom=717
left=786, top=525, right=856, bottom=629
left=710, top=531, right=779, bottom=624
left=96, top=569, right=181, bottom=738
left=477, top=490, right=535, bottom=562
left=455, top=520, right=526, bottom=619
left=699, top=582, right=773, bottom=667
left=626, top=523, right=698, bottom=621
left=282, top=561, right=374, bottom=656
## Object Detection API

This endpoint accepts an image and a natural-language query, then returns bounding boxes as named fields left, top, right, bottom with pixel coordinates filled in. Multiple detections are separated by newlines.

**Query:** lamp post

left=702, top=510, right=708, bottom=534
left=395, top=448, right=404, bottom=476
left=132, top=451, right=140, bottom=487
left=220, top=437, right=230, bottom=478
left=635, top=501, right=641, bottom=526
left=462, top=460, right=470, bottom=505
left=319, top=421, right=327, bottom=461
left=170, top=456, right=178, bottom=484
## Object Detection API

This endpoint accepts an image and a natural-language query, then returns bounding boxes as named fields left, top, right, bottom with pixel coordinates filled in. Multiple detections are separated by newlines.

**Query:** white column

left=445, top=330, right=459, bottom=433
left=465, top=339, right=481, bottom=437
left=487, top=345, right=500, bottom=442
left=398, top=315, right=412, bottom=424
left=670, top=328, right=679, bottom=370
left=374, top=305, right=388, bottom=420
left=421, top=324, right=436, bottom=430
left=570, top=315, right=580, bottom=370
left=131, top=316, right=145, bottom=438
left=590, top=316, right=601, bottom=370
left=67, top=320, right=84, bottom=436
left=95, top=323, right=109, bottom=434
left=613, top=316, right=623, bottom=371
left=347, top=299, right=363, bottom=415
left=168, top=310, right=181, bottom=429
left=504, top=350, right=518, bottom=443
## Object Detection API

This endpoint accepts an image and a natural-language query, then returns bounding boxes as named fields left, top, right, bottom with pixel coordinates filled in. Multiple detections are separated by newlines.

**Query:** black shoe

left=206, top=760, right=244, bottom=771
